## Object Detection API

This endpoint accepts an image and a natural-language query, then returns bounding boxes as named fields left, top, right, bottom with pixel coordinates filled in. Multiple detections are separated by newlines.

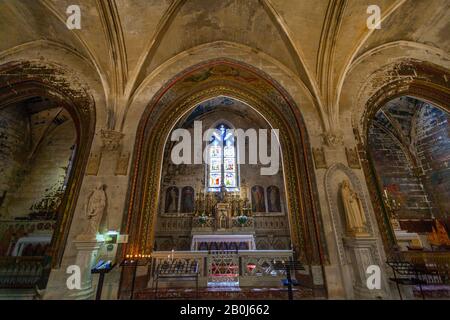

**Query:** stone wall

left=0, top=105, right=76, bottom=219
left=368, top=97, right=449, bottom=230
left=0, top=105, right=30, bottom=214
left=368, top=124, right=432, bottom=219
left=5, top=121, right=76, bottom=218
left=415, top=104, right=450, bottom=220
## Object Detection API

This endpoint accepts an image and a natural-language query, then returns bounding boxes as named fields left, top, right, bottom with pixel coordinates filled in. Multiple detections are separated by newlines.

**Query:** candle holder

left=382, top=189, right=401, bottom=231
left=120, top=254, right=151, bottom=300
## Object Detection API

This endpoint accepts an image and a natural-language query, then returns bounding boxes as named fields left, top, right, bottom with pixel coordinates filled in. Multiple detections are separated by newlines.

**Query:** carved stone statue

left=340, top=180, right=369, bottom=237
left=215, top=203, right=230, bottom=229
left=84, top=183, right=107, bottom=236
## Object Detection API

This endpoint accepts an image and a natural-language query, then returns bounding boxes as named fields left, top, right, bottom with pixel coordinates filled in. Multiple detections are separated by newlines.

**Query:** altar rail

left=0, top=256, right=51, bottom=289
left=392, top=251, right=450, bottom=265
left=148, top=250, right=294, bottom=288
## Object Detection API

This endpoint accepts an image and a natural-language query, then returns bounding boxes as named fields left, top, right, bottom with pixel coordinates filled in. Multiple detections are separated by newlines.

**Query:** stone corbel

left=321, top=130, right=344, bottom=148
left=100, top=129, right=124, bottom=152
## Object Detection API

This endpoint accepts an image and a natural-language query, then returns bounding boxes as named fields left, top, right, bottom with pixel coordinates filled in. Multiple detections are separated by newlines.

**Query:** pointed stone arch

left=121, top=59, right=328, bottom=269
left=0, top=60, right=96, bottom=267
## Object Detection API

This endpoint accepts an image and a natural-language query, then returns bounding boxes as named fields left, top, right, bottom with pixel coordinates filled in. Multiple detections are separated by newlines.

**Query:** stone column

left=69, top=235, right=104, bottom=299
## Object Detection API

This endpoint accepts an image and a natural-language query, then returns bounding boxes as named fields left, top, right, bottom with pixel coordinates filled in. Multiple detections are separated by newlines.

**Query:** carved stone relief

left=115, top=152, right=130, bottom=176
left=86, top=152, right=102, bottom=176
left=346, top=147, right=361, bottom=169
left=313, top=147, right=327, bottom=169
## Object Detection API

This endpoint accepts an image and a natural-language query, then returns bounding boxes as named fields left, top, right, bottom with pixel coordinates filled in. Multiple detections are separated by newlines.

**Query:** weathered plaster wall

left=367, top=97, right=449, bottom=229
left=5, top=120, right=76, bottom=218
left=416, top=104, right=450, bottom=219
left=368, top=124, right=432, bottom=219
left=0, top=105, right=30, bottom=213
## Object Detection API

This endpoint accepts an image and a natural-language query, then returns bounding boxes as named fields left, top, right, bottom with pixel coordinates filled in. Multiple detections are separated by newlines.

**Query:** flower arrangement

left=198, top=214, right=207, bottom=225
left=237, top=215, right=248, bottom=225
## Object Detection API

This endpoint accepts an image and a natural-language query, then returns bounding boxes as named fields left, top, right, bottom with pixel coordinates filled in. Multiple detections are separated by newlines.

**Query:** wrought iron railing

left=0, top=256, right=51, bottom=289
left=149, top=250, right=294, bottom=287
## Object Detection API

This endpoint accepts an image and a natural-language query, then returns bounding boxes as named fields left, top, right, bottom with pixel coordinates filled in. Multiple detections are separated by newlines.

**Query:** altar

left=191, top=234, right=256, bottom=251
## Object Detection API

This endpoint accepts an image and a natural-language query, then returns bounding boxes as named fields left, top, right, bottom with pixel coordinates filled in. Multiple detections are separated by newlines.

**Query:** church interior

left=0, top=0, right=449, bottom=300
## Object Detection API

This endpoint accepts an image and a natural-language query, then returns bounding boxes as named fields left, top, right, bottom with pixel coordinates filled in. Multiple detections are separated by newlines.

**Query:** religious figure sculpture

left=215, top=203, right=230, bottom=229
left=251, top=186, right=265, bottom=212
left=181, top=186, right=194, bottom=213
left=340, top=180, right=369, bottom=237
left=84, top=183, right=107, bottom=236
left=268, top=186, right=281, bottom=212
left=219, top=211, right=227, bottom=229
left=165, top=187, right=178, bottom=213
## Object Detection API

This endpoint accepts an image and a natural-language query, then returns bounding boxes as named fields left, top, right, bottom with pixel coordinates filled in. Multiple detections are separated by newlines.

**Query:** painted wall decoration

left=313, top=147, right=327, bottom=169
left=165, top=186, right=179, bottom=213
left=368, top=97, right=450, bottom=222
left=251, top=185, right=266, bottom=212
left=181, top=186, right=195, bottom=213
left=267, top=186, right=281, bottom=212
left=115, top=152, right=130, bottom=176
left=345, top=147, right=361, bottom=169
left=86, top=152, right=102, bottom=176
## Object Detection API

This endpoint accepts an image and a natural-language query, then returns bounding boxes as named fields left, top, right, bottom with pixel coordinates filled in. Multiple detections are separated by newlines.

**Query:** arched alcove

left=367, top=96, right=450, bottom=250
left=0, top=61, right=96, bottom=270
left=120, top=59, right=328, bottom=295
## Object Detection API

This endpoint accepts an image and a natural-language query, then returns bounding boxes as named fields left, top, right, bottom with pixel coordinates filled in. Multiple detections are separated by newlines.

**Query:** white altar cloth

left=11, top=234, right=52, bottom=256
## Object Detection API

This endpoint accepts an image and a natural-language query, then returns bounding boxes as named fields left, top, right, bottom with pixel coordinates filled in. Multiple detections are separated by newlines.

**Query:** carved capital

left=321, top=131, right=343, bottom=148
left=100, top=129, right=124, bottom=152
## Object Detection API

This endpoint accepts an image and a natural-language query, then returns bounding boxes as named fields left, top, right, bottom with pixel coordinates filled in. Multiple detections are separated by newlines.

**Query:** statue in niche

left=165, top=186, right=179, bottom=213
left=267, top=186, right=281, bottom=212
left=340, top=180, right=369, bottom=237
left=214, top=203, right=230, bottom=229
left=251, top=186, right=266, bottom=212
left=84, top=183, right=107, bottom=236
left=181, top=186, right=195, bottom=213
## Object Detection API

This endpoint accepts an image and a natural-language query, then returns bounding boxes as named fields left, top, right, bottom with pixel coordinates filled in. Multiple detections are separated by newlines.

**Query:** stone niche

left=0, top=101, right=76, bottom=257
left=325, top=163, right=389, bottom=299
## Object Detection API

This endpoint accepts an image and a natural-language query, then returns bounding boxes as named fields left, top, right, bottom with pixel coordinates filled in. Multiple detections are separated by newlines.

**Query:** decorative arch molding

left=324, top=163, right=377, bottom=266
left=352, top=59, right=450, bottom=136
left=350, top=59, right=450, bottom=251
left=120, top=41, right=325, bottom=134
left=122, top=59, right=328, bottom=267
left=0, top=60, right=96, bottom=267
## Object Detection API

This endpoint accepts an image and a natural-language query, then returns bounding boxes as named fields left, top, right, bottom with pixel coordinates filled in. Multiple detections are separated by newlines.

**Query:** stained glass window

left=207, top=124, right=239, bottom=191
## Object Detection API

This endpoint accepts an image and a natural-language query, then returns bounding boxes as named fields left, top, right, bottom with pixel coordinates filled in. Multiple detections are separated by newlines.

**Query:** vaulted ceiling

left=0, top=0, right=449, bottom=133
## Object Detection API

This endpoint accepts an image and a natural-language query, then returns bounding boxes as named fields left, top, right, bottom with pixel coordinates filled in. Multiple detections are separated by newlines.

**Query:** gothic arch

left=351, top=59, right=450, bottom=136
left=0, top=61, right=96, bottom=267
left=122, top=59, right=327, bottom=268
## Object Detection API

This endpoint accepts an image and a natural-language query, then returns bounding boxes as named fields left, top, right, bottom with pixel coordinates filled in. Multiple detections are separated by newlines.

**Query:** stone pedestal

left=343, top=236, right=387, bottom=299
left=68, top=235, right=104, bottom=300
left=394, top=229, right=423, bottom=251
